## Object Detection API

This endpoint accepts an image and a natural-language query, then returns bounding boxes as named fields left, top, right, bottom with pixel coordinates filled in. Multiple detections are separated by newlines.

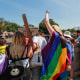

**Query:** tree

left=0, top=18, right=4, bottom=24
left=69, top=28, right=75, bottom=33
left=39, top=22, right=48, bottom=34
left=6, top=22, right=19, bottom=32
left=0, top=18, right=4, bottom=32
left=0, top=25, right=2, bottom=32
left=0, top=18, right=20, bottom=32
left=61, top=28, right=76, bottom=34
left=62, top=29, right=65, bottom=33
left=39, top=19, right=59, bottom=34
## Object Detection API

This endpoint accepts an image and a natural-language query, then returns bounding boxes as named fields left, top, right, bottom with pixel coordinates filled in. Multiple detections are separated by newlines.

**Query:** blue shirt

left=77, top=36, right=80, bottom=45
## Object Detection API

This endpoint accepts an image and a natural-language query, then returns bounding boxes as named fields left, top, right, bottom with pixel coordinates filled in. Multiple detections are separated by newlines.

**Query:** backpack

left=6, top=45, right=30, bottom=80
left=7, top=57, right=25, bottom=78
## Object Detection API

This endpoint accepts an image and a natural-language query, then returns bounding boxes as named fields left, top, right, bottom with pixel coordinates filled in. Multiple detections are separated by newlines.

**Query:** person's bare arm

left=32, top=42, right=37, bottom=51
left=5, top=50, right=8, bottom=58
left=45, top=10, right=54, bottom=36
left=75, top=39, right=79, bottom=43
left=27, top=46, right=33, bottom=58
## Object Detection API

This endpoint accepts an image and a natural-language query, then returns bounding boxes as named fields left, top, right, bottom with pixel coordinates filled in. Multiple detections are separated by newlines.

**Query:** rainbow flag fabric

left=40, top=31, right=71, bottom=80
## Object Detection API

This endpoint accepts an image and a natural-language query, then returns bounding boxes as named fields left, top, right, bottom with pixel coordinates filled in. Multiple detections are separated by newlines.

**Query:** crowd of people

left=0, top=10, right=80, bottom=80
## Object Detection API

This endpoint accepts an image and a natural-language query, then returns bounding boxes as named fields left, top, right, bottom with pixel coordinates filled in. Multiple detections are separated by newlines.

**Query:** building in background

left=18, top=24, right=39, bottom=36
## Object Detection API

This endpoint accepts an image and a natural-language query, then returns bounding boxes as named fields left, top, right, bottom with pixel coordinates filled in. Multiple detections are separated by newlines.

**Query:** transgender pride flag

left=40, top=31, right=71, bottom=80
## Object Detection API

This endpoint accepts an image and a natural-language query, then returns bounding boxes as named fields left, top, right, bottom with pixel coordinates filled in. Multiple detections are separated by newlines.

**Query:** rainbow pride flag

left=60, top=70, right=69, bottom=80
left=40, top=31, right=71, bottom=80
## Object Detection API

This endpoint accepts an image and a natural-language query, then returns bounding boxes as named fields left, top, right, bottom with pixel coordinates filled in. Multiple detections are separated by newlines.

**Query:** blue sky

left=0, top=0, right=80, bottom=29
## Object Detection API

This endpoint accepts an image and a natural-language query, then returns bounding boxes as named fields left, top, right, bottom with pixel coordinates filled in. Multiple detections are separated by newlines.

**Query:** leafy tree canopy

left=39, top=19, right=76, bottom=35
left=0, top=18, right=20, bottom=32
left=62, top=28, right=76, bottom=33
left=39, top=19, right=59, bottom=34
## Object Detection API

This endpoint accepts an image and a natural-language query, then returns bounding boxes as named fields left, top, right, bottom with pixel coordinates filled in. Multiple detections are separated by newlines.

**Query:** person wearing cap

left=40, top=10, right=72, bottom=80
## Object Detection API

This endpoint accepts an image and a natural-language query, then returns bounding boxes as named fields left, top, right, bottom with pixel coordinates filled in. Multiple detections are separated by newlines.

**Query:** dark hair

left=71, top=38, right=75, bottom=44
left=76, top=30, right=80, bottom=33
left=0, top=38, right=6, bottom=45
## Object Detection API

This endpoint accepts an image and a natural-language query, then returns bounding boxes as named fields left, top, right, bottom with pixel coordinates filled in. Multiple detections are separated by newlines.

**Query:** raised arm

left=45, top=10, right=54, bottom=36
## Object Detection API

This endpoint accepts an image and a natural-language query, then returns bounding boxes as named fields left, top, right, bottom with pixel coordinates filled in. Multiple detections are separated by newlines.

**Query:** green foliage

left=0, top=18, right=20, bottom=32
left=0, top=25, right=2, bottom=32
left=39, top=22, right=49, bottom=34
left=50, top=20, right=59, bottom=26
left=62, top=29, right=65, bottom=33
left=39, top=20, right=59, bottom=34
left=39, top=19, right=76, bottom=35
left=6, top=22, right=19, bottom=32
left=62, top=28, right=76, bottom=33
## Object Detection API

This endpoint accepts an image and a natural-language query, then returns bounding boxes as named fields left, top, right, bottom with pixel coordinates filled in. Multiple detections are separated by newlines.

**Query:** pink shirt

left=25, top=38, right=29, bottom=45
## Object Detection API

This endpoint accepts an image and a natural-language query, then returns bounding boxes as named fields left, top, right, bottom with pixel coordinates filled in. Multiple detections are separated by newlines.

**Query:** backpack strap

left=26, top=45, right=28, bottom=58
left=6, top=45, right=12, bottom=59
left=21, top=45, right=28, bottom=58
left=6, top=45, right=28, bottom=60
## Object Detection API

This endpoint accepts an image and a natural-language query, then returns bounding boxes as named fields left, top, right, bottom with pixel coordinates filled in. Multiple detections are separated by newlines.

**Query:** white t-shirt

left=9, top=59, right=29, bottom=68
left=30, top=36, right=47, bottom=67
left=33, top=36, right=47, bottom=51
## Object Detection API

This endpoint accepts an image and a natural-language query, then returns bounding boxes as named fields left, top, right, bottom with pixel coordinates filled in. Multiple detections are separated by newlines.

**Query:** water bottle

left=38, top=54, right=40, bottom=62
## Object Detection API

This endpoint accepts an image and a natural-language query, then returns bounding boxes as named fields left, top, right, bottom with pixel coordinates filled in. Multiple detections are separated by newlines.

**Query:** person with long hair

left=5, top=31, right=33, bottom=80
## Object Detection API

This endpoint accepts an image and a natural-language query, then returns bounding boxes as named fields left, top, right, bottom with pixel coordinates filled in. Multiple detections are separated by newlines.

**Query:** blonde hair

left=10, top=31, right=26, bottom=58
left=52, top=25, right=63, bottom=36
left=12, top=31, right=25, bottom=45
